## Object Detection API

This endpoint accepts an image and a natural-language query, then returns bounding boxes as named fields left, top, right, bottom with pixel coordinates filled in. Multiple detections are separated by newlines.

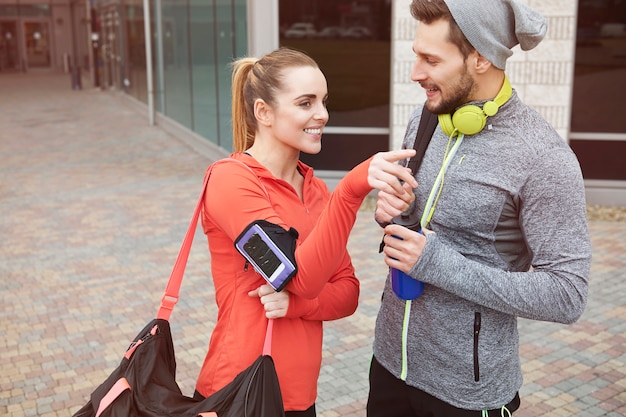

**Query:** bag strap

left=156, top=165, right=213, bottom=321
left=381, top=106, right=438, bottom=252
left=155, top=158, right=275, bottom=351
left=406, top=105, right=438, bottom=174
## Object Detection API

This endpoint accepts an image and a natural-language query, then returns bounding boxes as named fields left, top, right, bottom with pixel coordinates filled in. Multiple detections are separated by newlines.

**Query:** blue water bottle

left=390, top=212, right=424, bottom=300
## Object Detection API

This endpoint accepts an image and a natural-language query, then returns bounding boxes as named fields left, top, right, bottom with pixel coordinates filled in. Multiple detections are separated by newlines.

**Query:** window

left=279, top=0, right=392, bottom=170
left=570, top=0, right=626, bottom=180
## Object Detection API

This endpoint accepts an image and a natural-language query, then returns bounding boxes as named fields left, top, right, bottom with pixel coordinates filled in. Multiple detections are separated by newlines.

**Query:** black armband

left=234, top=220, right=299, bottom=291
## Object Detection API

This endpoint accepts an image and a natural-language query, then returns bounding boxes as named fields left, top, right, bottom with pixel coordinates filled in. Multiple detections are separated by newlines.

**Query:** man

left=368, top=0, right=592, bottom=416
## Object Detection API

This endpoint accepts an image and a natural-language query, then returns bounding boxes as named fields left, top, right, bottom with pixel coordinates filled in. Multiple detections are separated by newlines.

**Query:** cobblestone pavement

left=1, top=73, right=625, bottom=417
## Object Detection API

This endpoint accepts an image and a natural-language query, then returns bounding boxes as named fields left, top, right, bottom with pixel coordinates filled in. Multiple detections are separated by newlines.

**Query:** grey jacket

left=373, top=91, right=592, bottom=410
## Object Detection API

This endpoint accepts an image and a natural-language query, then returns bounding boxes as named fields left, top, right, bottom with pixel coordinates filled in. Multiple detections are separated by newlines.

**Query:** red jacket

left=196, top=152, right=372, bottom=411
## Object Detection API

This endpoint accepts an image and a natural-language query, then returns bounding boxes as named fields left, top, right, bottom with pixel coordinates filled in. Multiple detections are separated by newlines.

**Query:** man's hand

left=375, top=182, right=416, bottom=224
left=381, top=224, right=429, bottom=272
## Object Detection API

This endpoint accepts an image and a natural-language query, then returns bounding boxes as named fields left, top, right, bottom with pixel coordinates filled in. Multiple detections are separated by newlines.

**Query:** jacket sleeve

left=413, top=148, right=591, bottom=324
left=204, top=157, right=372, bottom=300
left=285, top=250, right=359, bottom=321
left=286, top=157, right=372, bottom=298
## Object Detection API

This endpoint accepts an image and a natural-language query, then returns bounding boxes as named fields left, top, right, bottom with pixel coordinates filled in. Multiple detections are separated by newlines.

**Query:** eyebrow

left=293, top=93, right=328, bottom=101
left=414, top=47, right=442, bottom=61
left=294, top=94, right=316, bottom=100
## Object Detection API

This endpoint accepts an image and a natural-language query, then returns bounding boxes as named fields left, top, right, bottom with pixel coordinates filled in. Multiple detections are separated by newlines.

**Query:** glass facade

left=570, top=0, right=626, bottom=180
left=87, top=0, right=624, bottom=186
left=279, top=0, right=392, bottom=170
left=125, top=2, right=148, bottom=102
left=94, top=0, right=246, bottom=151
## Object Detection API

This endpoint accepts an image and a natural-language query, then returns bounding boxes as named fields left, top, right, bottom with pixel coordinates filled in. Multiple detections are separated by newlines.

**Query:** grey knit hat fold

left=443, top=0, right=547, bottom=69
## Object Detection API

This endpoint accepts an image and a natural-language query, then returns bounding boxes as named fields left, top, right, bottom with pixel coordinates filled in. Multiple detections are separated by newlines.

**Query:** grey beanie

left=443, top=0, right=547, bottom=69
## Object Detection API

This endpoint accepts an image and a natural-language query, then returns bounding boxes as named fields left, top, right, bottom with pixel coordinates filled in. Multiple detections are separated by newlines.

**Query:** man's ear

left=254, top=99, right=273, bottom=127
left=473, top=52, right=492, bottom=74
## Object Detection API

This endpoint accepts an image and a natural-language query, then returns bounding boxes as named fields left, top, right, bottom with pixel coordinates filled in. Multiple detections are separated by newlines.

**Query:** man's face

left=410, top=18, right=477, bottom=115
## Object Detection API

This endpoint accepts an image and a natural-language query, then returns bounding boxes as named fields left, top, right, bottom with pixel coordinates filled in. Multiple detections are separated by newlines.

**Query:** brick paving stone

left=1, top=73, right=625, bottom=417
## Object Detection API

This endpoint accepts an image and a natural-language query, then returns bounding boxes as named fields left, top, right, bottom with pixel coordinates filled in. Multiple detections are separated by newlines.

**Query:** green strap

left=400, top=299, right=412, bottom=380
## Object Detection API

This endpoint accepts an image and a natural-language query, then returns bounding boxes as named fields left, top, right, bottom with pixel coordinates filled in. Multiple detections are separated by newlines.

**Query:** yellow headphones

left=438, top=75, right=512, bottom=136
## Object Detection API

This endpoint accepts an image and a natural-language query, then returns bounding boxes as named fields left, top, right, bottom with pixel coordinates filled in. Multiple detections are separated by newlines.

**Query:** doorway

left=23, top=20, right=51, bottom=69
left=0, top=21, right=20, bottom=71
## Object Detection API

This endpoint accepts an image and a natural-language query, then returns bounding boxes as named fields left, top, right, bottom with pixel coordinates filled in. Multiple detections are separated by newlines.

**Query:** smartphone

left=235, top=223, right=297, bottom=291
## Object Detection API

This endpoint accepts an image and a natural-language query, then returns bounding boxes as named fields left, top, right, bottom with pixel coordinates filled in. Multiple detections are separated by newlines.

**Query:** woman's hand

left=368, top=149, right=418, bottom=224
left=368, top=149, right=417, bottom=195
left=249, top=284, right=290, bottom=319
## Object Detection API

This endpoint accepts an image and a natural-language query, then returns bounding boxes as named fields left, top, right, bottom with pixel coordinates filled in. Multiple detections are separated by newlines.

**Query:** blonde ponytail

left=231, top=58, right=256, bottom=152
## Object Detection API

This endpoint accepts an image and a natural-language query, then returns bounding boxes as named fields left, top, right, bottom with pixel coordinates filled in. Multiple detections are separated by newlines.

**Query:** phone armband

left=234, top=220, right=299, bottom=291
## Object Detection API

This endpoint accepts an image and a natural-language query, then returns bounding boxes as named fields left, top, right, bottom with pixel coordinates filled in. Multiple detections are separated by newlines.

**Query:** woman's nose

left=315, top=103, right=329, bottom=122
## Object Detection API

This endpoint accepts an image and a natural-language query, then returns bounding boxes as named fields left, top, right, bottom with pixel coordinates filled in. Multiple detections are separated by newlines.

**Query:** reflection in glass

left=279, top=0, right=392, bottom=170
left=161, top=0, right=192, bottom=129
left=213, top=0, right=246, bottom=151
left=572, top=0, right=626, bottom=133
left=101, top=7, right=122, bottom=90
left=124, top=1, right=147, bottom=102
left=189, top=0, right=218, bottom=144
left=148, top=0, right=245, bottom=148
left=280, top=0, right=391, bottom=129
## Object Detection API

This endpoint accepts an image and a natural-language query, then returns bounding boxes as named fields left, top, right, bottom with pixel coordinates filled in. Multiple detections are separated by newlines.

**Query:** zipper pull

left=474, top=312, right=481, bottom=335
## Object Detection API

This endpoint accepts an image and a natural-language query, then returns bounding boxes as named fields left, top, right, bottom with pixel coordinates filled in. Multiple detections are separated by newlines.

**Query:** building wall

left=0, top=0, right=88, bottom=73
left=390, top=0, right=578, bottom=149
left=77, top=0, right=625, bottom=206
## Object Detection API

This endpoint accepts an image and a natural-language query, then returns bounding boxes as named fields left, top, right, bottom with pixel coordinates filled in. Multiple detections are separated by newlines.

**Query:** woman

left=195, top=47, right=416, bottom=416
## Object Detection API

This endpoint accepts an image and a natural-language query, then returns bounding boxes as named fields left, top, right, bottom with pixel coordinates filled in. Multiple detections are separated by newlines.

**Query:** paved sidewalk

left=1, top=73, right=625, bottom=417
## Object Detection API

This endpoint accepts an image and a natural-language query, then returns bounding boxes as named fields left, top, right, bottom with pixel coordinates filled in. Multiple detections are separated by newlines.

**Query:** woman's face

left=267, top=66, right=329, bottom=155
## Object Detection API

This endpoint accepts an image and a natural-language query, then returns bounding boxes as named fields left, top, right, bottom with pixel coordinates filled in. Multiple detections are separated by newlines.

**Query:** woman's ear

left=254, top=99, right=273, bottom=127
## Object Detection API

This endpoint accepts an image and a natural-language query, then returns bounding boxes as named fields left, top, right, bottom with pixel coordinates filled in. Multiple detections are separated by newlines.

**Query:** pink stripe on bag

left=95, top=377, right=132, bottom=417
left=124, top=339, right=143, bottom=359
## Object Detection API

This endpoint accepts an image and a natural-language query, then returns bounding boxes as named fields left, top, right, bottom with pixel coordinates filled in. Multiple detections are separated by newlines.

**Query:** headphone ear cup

left=452, top=105, right=486, bottom=136
left=438, top=113, right=455, bottom=136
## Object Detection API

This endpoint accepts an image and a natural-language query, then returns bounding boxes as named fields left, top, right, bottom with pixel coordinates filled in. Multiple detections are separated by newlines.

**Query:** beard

left=425, top=68, right=475, bottom=115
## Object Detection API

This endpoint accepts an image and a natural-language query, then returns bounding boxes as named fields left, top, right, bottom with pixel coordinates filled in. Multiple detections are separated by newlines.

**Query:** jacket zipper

left=474, top=312, right=481, bottom=382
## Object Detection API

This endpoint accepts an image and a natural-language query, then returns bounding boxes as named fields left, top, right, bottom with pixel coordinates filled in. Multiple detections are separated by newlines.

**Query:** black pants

left=193, top=391, right=316, bottom=416
left=366, top=356, right=520, bottom=417
left=286, top=404, right=316, bottom=417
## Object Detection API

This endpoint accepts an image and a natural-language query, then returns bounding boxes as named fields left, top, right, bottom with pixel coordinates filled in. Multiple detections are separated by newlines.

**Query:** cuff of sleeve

left=336, top=156, right=373, bottom=200
left=410, top=232, right=438, bottom=282
left=285, top=293, right=319, bottom=319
